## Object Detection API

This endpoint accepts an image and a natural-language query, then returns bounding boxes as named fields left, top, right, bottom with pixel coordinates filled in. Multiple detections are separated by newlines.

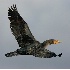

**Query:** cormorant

left=5, top=4, right=62, bottom=58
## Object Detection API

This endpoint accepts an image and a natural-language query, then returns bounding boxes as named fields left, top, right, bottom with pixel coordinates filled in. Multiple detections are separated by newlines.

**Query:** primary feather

left=8, top=4, right=37, bottom=47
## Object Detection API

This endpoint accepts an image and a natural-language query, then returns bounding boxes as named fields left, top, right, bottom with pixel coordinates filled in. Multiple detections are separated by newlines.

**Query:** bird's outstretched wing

left=5, top=47, right=62, bottom=58
left=34, top=49, right=62, bottom=58
left=8, top=4, right=36, bottom=47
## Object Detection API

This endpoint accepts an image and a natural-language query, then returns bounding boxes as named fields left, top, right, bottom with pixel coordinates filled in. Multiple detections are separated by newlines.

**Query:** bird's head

left=48, top=39, right=61, bottom=45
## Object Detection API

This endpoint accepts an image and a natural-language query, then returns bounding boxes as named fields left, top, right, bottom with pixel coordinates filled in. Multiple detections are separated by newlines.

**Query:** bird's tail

left=5, top=48, right=30, bottom=57
left=5, top=50, right=19, bottom=57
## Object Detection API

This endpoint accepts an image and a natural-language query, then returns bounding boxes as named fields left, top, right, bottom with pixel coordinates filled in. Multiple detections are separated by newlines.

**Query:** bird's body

left=5, top=4, right=62, bottom=58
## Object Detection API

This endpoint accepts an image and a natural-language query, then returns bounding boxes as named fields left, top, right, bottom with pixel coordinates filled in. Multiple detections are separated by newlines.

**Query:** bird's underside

left=5, top=4, right=62, bottom=58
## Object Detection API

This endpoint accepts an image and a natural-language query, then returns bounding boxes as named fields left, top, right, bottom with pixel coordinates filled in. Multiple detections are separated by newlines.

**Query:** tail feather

left=5, top=51, right=19, bottom=57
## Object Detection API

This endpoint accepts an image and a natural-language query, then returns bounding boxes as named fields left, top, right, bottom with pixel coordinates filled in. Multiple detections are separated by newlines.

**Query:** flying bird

left=5, top=4, right=62, bottom=58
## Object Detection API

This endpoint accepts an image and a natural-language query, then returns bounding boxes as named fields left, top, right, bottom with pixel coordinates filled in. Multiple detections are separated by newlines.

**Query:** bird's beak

left=58, top=41, right=62, bottom=43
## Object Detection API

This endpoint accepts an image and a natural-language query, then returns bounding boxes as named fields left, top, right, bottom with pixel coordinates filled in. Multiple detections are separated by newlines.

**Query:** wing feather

left=8, top=4, right=36, bottom=47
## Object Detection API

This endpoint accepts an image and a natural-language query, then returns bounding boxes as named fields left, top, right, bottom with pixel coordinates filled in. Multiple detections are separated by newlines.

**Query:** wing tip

left=8, top=4, right=17, bottom=11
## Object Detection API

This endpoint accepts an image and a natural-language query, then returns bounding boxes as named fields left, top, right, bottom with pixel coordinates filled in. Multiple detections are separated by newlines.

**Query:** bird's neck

left=42, top=40, right=51, bottom=48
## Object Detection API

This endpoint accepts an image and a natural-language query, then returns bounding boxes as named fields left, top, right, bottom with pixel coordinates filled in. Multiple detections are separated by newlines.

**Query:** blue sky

left=0, top=0, right=70, bottom=69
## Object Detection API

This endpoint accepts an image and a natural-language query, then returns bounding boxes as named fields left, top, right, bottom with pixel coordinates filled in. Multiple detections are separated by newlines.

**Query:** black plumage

left=5, top=4, right=62, bottom=58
